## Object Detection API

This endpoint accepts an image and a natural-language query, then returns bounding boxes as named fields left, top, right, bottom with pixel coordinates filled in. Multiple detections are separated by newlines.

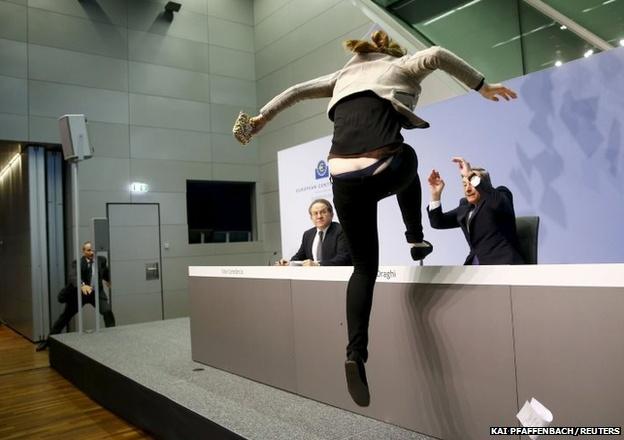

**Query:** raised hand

left=451, top=157, right=472, bottom=177
left=427, top=169, right=445, bottom=201
left=479, top=83, right=517, bottom=102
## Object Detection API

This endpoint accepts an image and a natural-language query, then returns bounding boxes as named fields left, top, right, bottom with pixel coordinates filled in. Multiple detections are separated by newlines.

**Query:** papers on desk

left=516, top=398, right=553, bottom=439
left=289, top=261, right=304, bottom=266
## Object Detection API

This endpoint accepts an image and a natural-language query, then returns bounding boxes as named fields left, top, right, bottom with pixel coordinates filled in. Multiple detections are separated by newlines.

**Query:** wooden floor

left=0, top=323, right=152, bottom=440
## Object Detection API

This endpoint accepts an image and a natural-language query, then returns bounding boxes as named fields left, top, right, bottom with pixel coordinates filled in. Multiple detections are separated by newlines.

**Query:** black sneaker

left=410, top=240, right=433, bottom=261
left=345, top=358, right=370, bottom=407
left=35, top=340, right=49, bottom=352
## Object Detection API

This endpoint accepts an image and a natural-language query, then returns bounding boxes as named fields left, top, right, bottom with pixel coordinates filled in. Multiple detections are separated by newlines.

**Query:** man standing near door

left=36, top=240, right=116, bottom=350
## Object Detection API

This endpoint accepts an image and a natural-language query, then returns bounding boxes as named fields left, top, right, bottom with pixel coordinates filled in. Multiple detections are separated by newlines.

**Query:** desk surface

left=189, top=264, right=624, bottom=287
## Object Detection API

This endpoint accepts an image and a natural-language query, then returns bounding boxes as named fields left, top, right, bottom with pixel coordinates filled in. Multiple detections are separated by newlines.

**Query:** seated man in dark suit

left=427, top=157, right=524, bottom=265
left=277, top=198, right=351, bottom=266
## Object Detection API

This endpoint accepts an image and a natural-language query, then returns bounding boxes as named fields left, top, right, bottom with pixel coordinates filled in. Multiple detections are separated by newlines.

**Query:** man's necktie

left=316, top=230, right=324, bottom=262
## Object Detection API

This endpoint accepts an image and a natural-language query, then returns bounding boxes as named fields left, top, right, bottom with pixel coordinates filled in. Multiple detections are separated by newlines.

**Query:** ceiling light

left=0, top=153, right=21, bottom=181
left=554, top=60, right=563, bottom=67
left=584, top=49, right=594, bottom=58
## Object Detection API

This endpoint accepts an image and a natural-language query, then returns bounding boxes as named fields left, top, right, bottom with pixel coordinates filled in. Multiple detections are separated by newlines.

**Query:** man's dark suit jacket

left=428, top=182, right=524, bottom=265
left=80, top=256, right=110, bottom=292
left=290, top=222, right=351, bottom=266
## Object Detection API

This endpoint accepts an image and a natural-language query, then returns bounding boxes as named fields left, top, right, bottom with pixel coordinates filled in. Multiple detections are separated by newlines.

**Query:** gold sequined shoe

left=232, top=111, right=254, bottom=145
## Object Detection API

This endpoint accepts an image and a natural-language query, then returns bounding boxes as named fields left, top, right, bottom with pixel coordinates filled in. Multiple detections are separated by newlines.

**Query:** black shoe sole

left=345, top=360, right=370, bottom=407
left=410, top=240, right=433, bottom=261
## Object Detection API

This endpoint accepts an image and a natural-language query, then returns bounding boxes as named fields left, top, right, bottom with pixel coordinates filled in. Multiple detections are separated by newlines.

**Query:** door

left=107, top=203, right=163, bottom=325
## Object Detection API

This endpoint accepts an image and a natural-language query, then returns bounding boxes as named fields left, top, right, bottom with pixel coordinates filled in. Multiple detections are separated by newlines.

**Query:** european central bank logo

left=315, top=160, right=329, bottom=179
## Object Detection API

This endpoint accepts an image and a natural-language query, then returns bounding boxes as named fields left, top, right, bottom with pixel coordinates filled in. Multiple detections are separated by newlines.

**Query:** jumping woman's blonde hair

left=344, top=30, right=406, bottom=58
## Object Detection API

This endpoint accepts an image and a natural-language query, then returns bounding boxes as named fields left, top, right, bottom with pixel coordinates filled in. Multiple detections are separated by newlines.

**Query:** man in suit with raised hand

left=427, top=157, right=524, bottom=265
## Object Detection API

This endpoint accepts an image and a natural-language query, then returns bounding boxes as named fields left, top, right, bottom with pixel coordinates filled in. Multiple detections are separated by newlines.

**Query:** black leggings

left=332, top=144, right=423, bottom=362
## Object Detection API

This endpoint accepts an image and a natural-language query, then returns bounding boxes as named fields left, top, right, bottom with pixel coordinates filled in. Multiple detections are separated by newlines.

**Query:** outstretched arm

left=406, top=46, right=517, bottom=101
left=252, top=71, right=340, bottom=133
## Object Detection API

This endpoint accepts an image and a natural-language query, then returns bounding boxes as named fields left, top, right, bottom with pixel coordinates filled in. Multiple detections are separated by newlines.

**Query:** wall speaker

left=58, top=114, right=93, bottom=161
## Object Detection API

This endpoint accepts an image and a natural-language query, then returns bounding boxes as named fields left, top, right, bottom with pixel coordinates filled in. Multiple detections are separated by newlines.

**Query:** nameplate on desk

left=189, top=264, right=624, bottom=287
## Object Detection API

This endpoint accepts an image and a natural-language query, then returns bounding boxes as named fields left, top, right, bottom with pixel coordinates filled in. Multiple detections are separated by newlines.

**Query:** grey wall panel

left=290, top=34, right=353, bottom=80
left=27, top=0, right=128, bottom=26
left=256, top=55, right=293, bottom=106
left=0, top=38, right=27, bottom=78
left=189, top=277, right=297, bottom=391
left=513, top=286, right=624, bottom=431
left=260, top=192, right=280, bottom=223
left=208, top=46, right=255, bottom=81
left=129, top=30, right=209, bottom=73
left=172, top=0, right=207, bottom=15
left=209, top=76, right=256, bottom=107
left=211, top=133, right=258, bottom=164
left=28, top=44, right=128, bottom=92
left=107, top=259, right=162, bottom=295
left=135, top=192, right=187, bottom=225
left=111, top=292, right=163, bottom=324
left=76, top=157, right=129, bottom=192
left=0, top=1, right=27, bottom=42
left=161, top=256, right=191, bottom=291
left=108, top=204, right=159, bottom=226
left=290, top=112, right=333, bottom=145
left=130, top=126, right=211, bottom=162
left=254, top=0, right=342, bottom=52
left=258, top=125, right=296, bottom=164
left=0, top=75, right=27, bottom=115
left=0, top=113, right=27, bottom=140
left=163, top=289, right=189, bottom=319
left=127, top=0, right=208, bottom=43
left=28, top=8, right=127, bottom=59
left=259, top=161, right=278, bottom=193
left=207, top=0, right=253, bottom=26
left=129, top=61, right=210, bottom=102
left=211, top=163, right=258, bottom=182
left=253, top=0, right=290, bottom=25
left=130, top=94, right=211, bottom=132
left=29, top=81, right=129, bottom=124
left=109, top=226, right=160, bottom=260
left=262, top=221, right=281, bottom=254
left=209, top=103, right=256, bottom=134
left=78, top=190, right=130, bottom=226
left=208, top=17, right=254, bottom=52
left=255, top=2, right=369, bottom=79
left=28, top=116, right=60, bottom=143
left=87, top=121, right=130, bottom=159
left=130, top=159, right=211, bottom=192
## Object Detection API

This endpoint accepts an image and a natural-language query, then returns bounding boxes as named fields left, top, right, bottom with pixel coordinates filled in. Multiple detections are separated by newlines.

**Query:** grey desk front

left=189, top=265, right=624, bottom=440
